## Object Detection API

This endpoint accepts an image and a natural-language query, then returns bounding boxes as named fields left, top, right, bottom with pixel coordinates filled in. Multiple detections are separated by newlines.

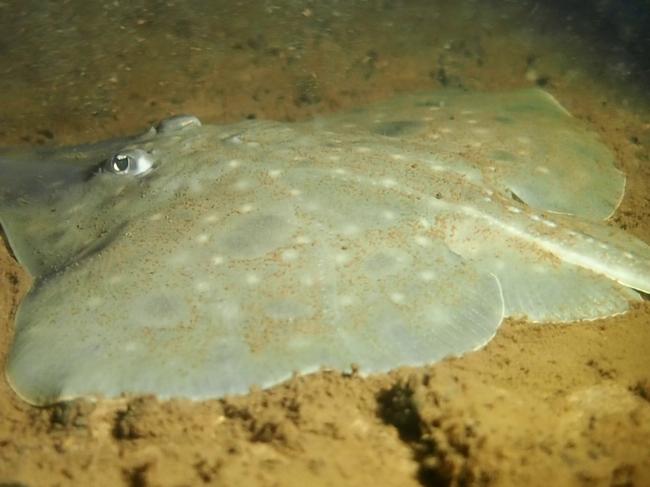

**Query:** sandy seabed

left=1, top=1, right=649, bottom=485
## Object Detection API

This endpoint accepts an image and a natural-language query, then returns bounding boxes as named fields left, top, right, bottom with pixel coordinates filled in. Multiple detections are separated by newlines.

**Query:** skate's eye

left=105, top=149, right=154, bottom=176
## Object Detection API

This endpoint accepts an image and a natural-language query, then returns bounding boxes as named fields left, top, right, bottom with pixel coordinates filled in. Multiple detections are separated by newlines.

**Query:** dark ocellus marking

left=372, top=120, right=424, bottom=137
